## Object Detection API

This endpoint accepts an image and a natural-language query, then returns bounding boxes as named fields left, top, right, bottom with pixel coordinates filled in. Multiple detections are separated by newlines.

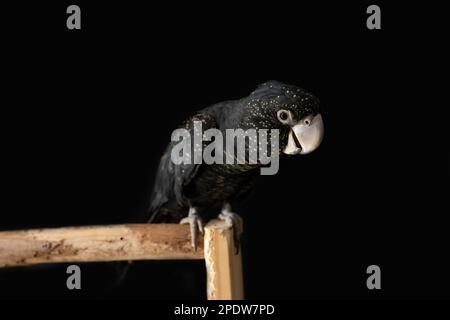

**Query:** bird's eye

left=304, top=119, right=311, bottom=125
left=277, top=110, right=290, bottom=123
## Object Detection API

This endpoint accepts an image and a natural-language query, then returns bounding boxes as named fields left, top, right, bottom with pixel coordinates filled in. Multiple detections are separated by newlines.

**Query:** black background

left=1, top=1, right=448, bottom=300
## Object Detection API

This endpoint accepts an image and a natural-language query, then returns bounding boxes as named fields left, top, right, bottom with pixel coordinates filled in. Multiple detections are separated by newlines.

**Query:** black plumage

left=148, top=81, right=321, bottom=231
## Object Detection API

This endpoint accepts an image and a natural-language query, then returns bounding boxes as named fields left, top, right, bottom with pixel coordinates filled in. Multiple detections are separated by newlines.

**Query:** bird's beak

left=282, top=113, right=324, bottom=155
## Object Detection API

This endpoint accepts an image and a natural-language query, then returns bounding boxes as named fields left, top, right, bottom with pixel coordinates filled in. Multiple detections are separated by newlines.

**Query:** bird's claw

left=180, top=208, right=203, bottom=251
left=218, top=204, right=243, bottom=254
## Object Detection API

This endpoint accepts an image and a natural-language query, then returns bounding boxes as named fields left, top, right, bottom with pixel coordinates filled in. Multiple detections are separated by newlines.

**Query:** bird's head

left=241, top=81, right=324, bottom=155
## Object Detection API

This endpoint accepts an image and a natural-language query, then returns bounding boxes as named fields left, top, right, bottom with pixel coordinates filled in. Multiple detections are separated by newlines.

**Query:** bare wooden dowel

left=204, top=219, right=244, bottom=300
left=0, top=224, right=204, bottom=267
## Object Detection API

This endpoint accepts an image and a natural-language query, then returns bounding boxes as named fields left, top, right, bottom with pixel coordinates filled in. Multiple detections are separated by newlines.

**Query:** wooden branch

left=204, top=219, right=244, bottom=300
left=0, top=221, right=245, bottom=300
left=0, top=224, right=204, bottom=267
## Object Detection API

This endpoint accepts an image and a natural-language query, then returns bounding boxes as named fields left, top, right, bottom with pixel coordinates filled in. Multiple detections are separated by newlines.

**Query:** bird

left=147, top=80, right=324, bottom=251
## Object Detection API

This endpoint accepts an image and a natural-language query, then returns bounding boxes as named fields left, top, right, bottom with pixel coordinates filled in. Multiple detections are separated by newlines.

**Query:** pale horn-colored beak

left=282, top=113, right=324, bottom=155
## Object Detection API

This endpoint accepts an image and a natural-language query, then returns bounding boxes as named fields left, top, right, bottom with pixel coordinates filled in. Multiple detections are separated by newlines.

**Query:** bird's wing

left=147, top=113, right=218, bottom=222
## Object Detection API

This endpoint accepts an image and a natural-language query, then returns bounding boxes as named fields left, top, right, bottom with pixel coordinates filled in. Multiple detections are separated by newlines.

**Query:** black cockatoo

left=148, top=81, right=324, bottom=250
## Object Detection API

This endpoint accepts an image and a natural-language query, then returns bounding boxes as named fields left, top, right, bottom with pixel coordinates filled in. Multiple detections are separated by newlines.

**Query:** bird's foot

left=180, top=207, right=204, bottom=251
left=218, top=203, right=243, bottom=254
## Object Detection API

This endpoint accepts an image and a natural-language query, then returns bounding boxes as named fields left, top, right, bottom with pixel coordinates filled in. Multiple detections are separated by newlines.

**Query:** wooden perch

left=204, top=219, right=244, bottom=300
left=0, top=224, right=204, bottom=267
left=0, top=221, right=244, bottom=300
